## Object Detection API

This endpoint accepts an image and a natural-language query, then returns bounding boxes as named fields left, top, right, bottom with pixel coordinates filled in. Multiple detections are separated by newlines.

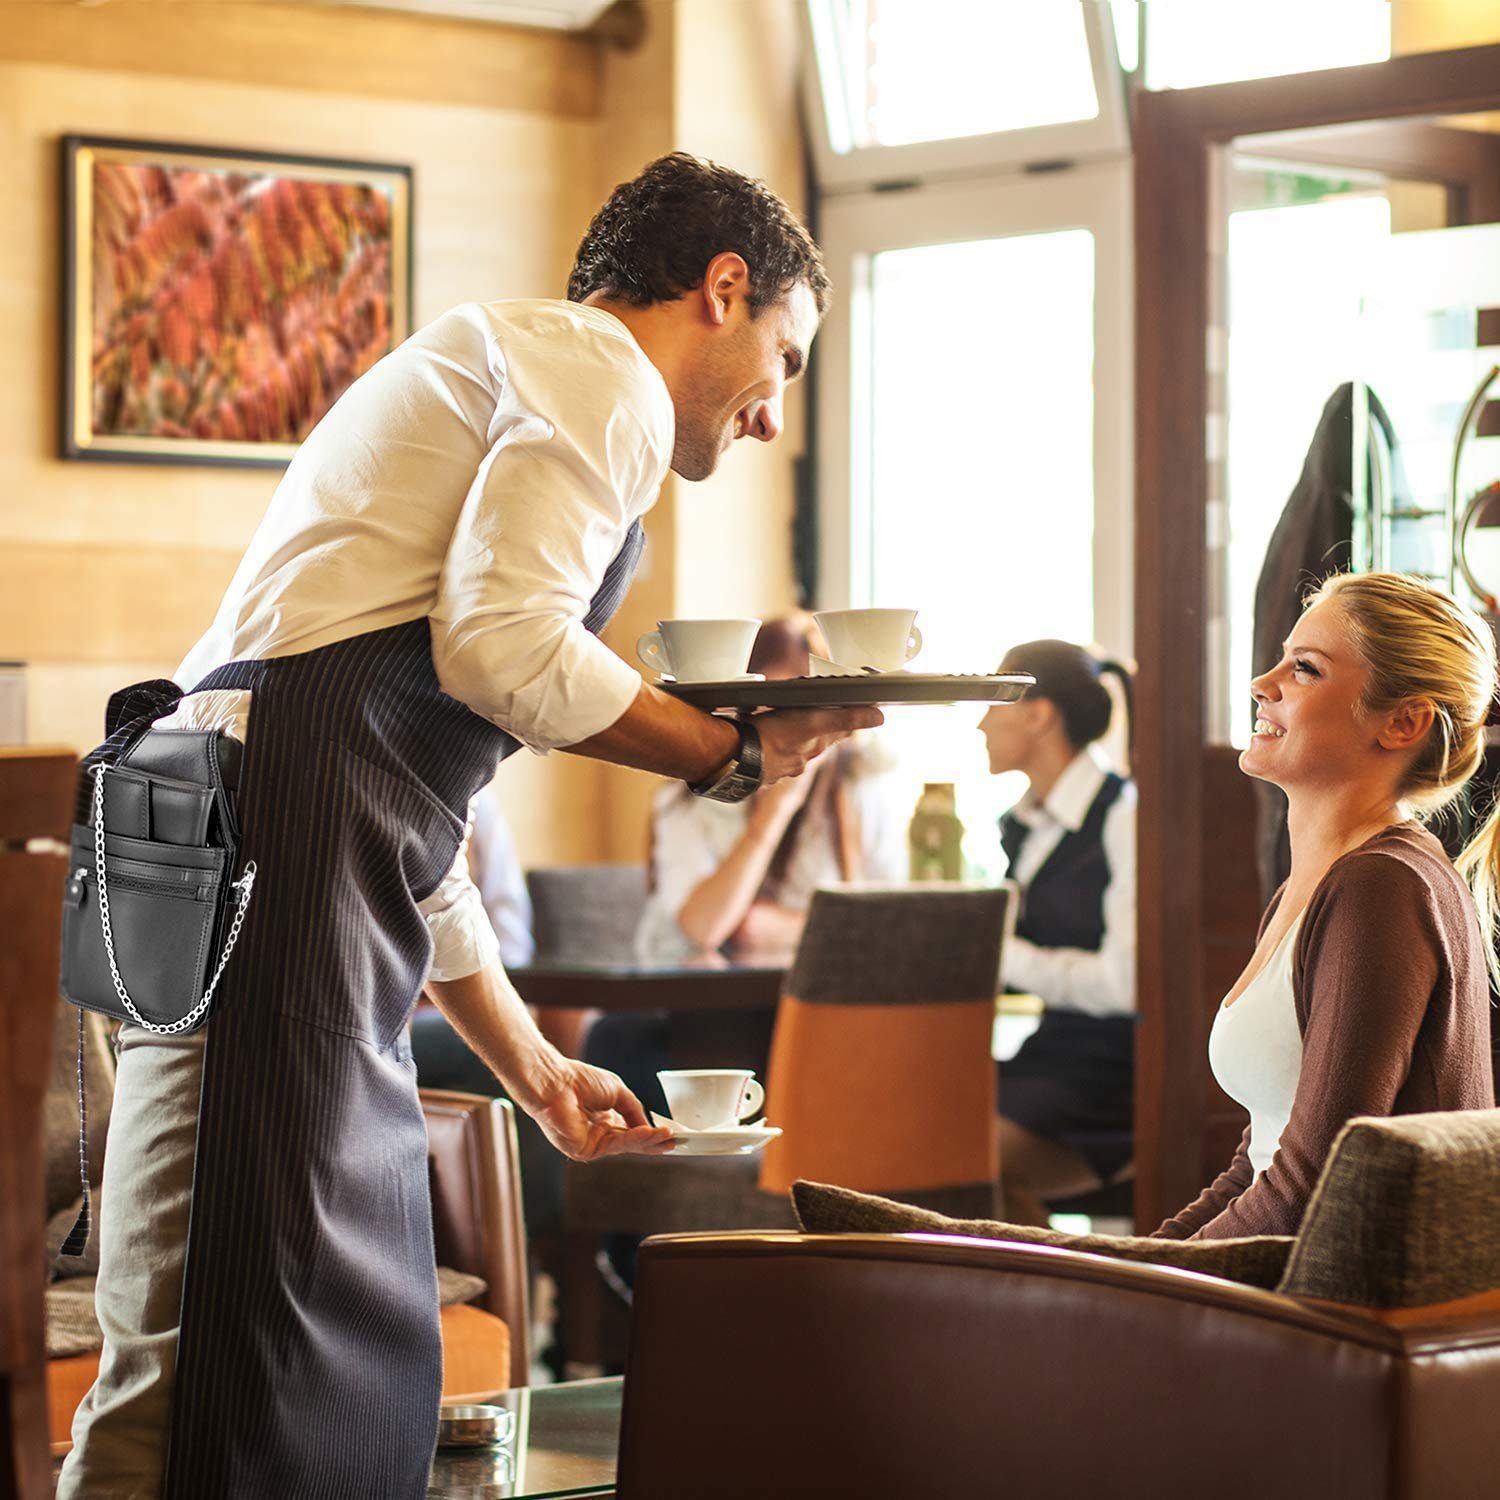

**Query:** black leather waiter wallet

left=57, top=725, right=255, bottom=1255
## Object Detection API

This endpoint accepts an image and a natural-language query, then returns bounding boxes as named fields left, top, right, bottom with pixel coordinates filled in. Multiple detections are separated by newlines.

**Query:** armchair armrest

left=618, top=1231, right=1500, bottom=1500
left=420, top=1089, right=529, bottom=1388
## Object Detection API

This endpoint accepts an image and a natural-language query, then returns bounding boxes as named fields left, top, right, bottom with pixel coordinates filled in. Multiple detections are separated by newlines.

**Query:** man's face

left=670, top=280, right=818, bottom=482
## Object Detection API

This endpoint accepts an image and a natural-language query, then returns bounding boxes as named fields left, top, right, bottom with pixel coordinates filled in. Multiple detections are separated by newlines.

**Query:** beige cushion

left=45, top=1267, right=486, bottom=1361
left=45, top=1198, right=99, bottom=1280
left=46, top=1277, right=103, bottom=1358
left=45, top=1007, right=115, bottom=1220
left=436, top=1265, right=488, bottom=1307
left=792, top=1180, right=1295, bottom=1290
left=1277, top=1110, right=1500, bottom=1308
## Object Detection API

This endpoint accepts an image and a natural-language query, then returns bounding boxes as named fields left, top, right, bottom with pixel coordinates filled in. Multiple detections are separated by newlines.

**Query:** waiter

left=60, top=152, right=877, bottom=1499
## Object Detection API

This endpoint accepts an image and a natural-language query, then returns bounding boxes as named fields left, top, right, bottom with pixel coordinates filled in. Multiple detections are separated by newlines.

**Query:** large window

left=803, top=0, right=1398, bottom=862
left=816, top=167, right=1130, bottom=874
left=1219, top=189, right=1394, bottom=746
left=1134, top=0, right=1389, bottom=90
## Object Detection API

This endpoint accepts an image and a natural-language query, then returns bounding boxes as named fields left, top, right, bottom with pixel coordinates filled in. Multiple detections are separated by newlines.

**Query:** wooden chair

left=559, top=884, right=1012, bottom=1370
left=44, top=1084, right=532, bottom=1454
left=421, top=1089, right=531, bottom=1391
left=1, top=748, right=76, bottom=1500
left=758, top=885, right=1013, bottom=1216
left=525, top=864, right=649, bottom=1061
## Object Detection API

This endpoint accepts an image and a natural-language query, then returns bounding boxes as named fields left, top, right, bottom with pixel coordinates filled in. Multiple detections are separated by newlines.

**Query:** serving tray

left=661, top=672, right=1034, bottom=712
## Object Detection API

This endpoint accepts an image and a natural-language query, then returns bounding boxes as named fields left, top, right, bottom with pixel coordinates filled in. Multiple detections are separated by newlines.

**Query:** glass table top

left=427, top=1378, right=621, bottom=1499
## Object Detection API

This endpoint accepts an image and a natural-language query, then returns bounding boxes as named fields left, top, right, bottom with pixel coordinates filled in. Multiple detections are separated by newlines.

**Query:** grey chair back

left=526, top=864, right=648, bottom=963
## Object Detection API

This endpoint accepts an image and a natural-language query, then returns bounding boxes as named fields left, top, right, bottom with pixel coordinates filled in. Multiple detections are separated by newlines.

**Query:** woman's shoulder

left=1310, top=823, right=1472, bottom=937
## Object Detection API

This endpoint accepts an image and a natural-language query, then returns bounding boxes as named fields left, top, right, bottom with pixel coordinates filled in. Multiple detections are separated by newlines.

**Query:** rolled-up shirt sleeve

left=429, top=321, right=672, bottom=753
left=418, top=817, right=502, bottom=983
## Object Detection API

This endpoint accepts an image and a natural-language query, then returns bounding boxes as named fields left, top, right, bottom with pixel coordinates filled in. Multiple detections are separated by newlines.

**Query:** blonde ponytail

left=1457, top=799, right=1500, bottom=993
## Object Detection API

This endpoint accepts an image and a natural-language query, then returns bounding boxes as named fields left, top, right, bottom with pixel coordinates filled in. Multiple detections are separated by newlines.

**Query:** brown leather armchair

left=617, top=1228, right=1500, bottom=1500
left=44, top=1085, right=531, bottom=1453
left=422, top=1088, right=531, bottom=1391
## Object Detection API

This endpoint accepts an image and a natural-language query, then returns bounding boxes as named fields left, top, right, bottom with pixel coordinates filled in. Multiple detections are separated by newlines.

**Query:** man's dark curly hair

left=567, top=153, right=831, bottom=318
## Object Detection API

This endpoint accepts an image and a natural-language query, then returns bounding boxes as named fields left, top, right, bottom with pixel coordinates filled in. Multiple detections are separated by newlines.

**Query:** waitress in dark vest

left=980, top=640, right=1136, bottom=1227
left=59, top=155, right=877, bottom=1500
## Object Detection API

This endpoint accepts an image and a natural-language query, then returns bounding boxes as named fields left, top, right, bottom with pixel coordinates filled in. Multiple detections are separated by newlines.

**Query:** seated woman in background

left=1158, top=572, right=1496, bottom=1240
left=635, top=610, right=907, bottom=963
left=982, top=641, right=1137, bottom=1227
left=590, top=612, right=906, bottom=1120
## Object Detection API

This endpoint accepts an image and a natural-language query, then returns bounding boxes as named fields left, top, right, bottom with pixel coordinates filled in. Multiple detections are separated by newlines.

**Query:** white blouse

left=635, top=767, right=909, bottom=962
left=1208, top=914, right=1306, bottom=1177
left=158, top=299, right=675, bottom=981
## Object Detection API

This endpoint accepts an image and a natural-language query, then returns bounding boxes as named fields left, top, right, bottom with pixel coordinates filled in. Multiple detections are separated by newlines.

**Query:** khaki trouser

left=56, top=1027, right=206, bottom=1500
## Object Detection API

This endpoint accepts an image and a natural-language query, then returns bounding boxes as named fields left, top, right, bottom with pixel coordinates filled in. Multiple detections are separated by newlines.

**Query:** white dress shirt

left=468, top=787, right=535, bottom=969
left=636, top=769, right=910, bottom=962
left=157, top=299, right=674, bottom=982
left=1001, top=745, right=1136, bottom=1018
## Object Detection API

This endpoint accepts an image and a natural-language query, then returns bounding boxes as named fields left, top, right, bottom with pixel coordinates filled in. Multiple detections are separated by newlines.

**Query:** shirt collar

left=1011, top=745, right=1110, bottom=834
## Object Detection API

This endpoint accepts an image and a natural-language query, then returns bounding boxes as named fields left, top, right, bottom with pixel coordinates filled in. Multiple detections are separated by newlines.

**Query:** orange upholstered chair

left=758, top=885, right=1012, bottom=1215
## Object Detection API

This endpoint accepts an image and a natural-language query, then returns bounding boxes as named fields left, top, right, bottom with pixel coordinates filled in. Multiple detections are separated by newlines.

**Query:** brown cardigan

left=1155, top=823, right=1495, bottom=1241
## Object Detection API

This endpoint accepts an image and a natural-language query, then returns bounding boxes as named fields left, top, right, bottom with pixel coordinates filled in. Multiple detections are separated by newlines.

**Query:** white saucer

left=659, top=673, right=766, bottom=685
left=651, top=1112, right=782, bottom=1157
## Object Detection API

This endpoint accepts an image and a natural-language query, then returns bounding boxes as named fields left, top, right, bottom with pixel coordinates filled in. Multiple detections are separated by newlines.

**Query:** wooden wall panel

left=0, top=7, right=604, bottom=866
left=0, top=1, right=600, bottom=118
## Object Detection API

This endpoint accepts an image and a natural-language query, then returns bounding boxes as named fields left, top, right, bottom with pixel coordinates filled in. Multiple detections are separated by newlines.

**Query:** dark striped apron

left=91, top=524, right=643, bottom=1498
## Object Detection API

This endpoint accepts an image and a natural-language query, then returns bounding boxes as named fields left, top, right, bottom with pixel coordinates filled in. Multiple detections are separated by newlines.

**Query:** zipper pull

left=66, top=866, right=90, bottom=908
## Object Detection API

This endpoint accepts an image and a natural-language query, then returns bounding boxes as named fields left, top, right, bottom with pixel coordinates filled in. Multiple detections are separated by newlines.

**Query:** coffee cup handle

left=739, top=1079, right=766, bottom=1122
left=905, top=624, right=923, bottom=662
left=637, top=630, right=670, bottom=675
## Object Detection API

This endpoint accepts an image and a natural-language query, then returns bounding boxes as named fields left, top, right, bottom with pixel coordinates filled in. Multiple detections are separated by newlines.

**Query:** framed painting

left=62, top=135, right=413, bottom=468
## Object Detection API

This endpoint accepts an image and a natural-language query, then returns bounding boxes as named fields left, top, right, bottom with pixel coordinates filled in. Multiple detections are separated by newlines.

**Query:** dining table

left=505, top=950, right=792, bottom=1015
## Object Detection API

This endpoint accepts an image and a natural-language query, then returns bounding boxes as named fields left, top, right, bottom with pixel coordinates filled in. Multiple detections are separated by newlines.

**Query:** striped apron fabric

left=89, top=523, right=643, bottom=1498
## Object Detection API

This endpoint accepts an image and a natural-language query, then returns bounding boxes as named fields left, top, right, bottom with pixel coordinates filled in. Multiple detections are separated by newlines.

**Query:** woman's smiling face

left=1241, top=598, right=1376, bottom=791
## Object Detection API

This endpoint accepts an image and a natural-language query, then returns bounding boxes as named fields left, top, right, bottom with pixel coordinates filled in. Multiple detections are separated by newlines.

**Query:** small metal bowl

left=436, top=1404, right=516, bottom=1449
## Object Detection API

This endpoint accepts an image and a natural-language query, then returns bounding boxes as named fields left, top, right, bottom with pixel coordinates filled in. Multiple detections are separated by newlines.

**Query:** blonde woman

left=1158, top=572, right=1497, bottom=1240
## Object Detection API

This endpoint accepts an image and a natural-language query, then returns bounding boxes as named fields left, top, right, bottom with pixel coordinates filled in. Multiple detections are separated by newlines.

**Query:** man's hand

left=566, top=681, right=883, bottom=787
left=755, top=707, right=882, bottom=784
left=525, top=1058, right=676, bottom=1162
left=424, top=964, right=674, bottom=1162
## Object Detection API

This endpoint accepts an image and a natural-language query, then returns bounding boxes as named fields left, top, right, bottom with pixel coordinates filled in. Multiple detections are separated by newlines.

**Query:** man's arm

left=567, top=679, right=883, bottom=785
left=425, top=959, right=673, bottom=1161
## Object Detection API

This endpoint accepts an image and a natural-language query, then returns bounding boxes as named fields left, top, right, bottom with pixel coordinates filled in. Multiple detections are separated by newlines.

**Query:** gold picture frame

left=62, top=135, right=413, bottom=469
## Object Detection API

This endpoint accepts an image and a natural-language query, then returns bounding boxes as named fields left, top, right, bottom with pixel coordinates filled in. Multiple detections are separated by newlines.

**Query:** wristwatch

left=687, top=718, right=764, bottom=803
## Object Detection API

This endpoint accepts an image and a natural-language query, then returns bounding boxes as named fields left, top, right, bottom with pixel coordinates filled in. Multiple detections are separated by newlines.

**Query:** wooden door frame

left=1133, top=43, right=1500, bottom=1230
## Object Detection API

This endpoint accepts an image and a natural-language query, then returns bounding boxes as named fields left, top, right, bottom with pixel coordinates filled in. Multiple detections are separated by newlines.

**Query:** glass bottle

left=909, top=782, right=964, bottom=881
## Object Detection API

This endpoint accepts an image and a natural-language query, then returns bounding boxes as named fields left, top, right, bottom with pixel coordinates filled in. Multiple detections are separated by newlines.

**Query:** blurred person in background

left=635, top=611, right=907, bottom=965
left=981, top=640, right=1136, bottom=1227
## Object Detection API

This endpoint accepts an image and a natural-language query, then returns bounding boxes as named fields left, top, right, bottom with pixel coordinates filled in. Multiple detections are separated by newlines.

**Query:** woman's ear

left=1026, top=697, right=1061, bottom=739
left=1377, top=697, right=1437, bottom=753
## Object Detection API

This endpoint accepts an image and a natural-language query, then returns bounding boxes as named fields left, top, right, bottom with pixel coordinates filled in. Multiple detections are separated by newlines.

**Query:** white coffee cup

left=658, top=1068, right=766, bottom=1131
left=813, top=609, right=923, bottom=672
left=637, top=618, right=761, bottom=683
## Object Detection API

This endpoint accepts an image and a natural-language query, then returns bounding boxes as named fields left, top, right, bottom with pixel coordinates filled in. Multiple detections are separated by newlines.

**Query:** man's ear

left=1378, top=697, right=1437, bottom=753
left=701, top=252, right=751, bottom=327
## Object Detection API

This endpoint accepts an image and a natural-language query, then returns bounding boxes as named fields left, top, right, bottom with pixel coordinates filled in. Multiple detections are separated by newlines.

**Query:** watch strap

left=688, top=718, right=764, bottom=803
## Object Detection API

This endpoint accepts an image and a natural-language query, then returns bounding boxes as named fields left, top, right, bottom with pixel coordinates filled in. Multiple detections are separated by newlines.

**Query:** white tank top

left=1208, top=914, right=1305, bottom=1177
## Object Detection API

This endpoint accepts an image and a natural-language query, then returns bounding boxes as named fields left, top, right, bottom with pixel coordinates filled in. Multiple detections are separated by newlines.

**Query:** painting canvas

left=63, top=136, right=412, bottom=467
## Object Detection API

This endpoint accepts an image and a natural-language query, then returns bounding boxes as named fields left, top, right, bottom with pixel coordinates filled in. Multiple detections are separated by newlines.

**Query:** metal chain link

left=91, top=763, right=257, bottom=1034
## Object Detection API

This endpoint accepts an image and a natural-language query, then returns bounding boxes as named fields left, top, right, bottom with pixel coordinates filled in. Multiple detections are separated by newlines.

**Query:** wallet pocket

left=61, top=824, right=227, bottom=1026
left=103, top=767, right=214, bottom=846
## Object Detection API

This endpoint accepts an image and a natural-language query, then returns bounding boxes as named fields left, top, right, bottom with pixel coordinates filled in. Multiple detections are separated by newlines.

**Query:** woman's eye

left=1293, top=658, right=1318, bottom=677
